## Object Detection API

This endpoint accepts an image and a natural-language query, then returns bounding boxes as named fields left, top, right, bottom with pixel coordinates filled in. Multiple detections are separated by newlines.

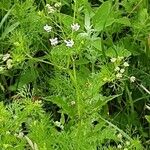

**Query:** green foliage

left=0, top=100, right=144, bottom=150
left=93, top=1, right=114, bottom=31
left=0, top=0, right=150, bottom=149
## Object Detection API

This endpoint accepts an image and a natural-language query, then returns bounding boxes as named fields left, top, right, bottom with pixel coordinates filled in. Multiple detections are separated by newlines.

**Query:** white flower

left=44, top=24, right=52, bottom=32
left=118, top=56, right=124, bottom=61
left=14, top=42, right=20, bottom=46
left=71, top=23, right=80, bottom=31
left=6, top=59, right=12, bottom=69
left=46, top=4, right=50, bottom=7
left=54, top=2, right=62, bottom=8
left=60, top=125, right=64, bottom=130
left=123, top=62, right=129, bottom=67
left=64, top=39, right=74, bottom=47
left=38, top=100, right=42, bottom=104
left=120, top=68, right=125, bottom=73
left=49, top=38, right=58, bottom=46
left=17, top=132, right=24, bottom=138
left=117, top=144, right=122, bottom=149
left=110, top=58, right=117, bottom=63
left=55, top=121, right=61, bottom=127
left=125, top=141, right=130, bottom=146
left=13, top=115, right=18, bottom=119
left=130, top=76, right=136, bottom=82
left=54, top=121, right=64, bottom=129
left=116, top=73, right=122, bottom=78
left=115, top=67, right=120, bottom=71
left=70, top=101, right=76, bottom=106
left=46, top=4, right=55, bottom=13
left=2, top=53, right=10, bottom=61
left=117, top=133, right=122, bottom=139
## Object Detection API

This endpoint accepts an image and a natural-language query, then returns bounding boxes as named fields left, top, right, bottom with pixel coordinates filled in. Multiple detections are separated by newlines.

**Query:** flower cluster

left=46, top=4, right=55, bottom=14
left=110, top=56, right=124, bottom=63
left=0, top=53, right=13, bottom=71
left=43, top=22, right=80, bottom=47
left=111, top=56, right=136, bottom=83
left=45, top=2, right=62, bottom=14
left=70, top=101, right=76, bottom=106
left=116, top=133, right=130, bottom=150
left=111, top=56, right=134, bottom=81
left=2, top=53, right=10, bottom=61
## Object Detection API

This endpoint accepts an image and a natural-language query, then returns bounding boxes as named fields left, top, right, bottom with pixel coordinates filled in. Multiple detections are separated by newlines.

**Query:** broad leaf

left=92, top=1, right=114, bottom=31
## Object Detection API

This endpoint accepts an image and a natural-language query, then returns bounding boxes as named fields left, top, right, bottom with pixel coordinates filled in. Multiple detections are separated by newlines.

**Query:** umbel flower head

left=2, top=53, right=10, bottom=61
left=116, top=73, right=122, bottom=78
left=70, top=101, right=75, bottom=106
left=46, top=4, right=55, bottom=13
left=117, top=144, right=122, bottom=149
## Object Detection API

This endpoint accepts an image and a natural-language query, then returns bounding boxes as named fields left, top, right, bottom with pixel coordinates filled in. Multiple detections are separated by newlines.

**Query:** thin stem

left=127, top=0, right=143, bottom=18
left=91, top=62, right=95, bottom=73
left=68, top=56, right=81, bottom=120
left=126, top=85, right=134, bottom=114
left=99, top=116, right=132, bottom=141
left=139, top=83, right=150, bottom=95
left=71, top=0, right=77, bottom=38
left=26, top=54, right=67, bottom=70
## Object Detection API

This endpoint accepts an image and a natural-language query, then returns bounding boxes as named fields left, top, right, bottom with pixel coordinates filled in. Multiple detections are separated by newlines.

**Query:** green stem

left=99, top=116, right=132, bottom=141
left=91, top=62, right=95, bottom=73
left=126, top=85, right=134, bottom=114
left=68, top=57, right=81, bottom=120
left=71, top=0, right=77, bottom=38
left=68, top=56, right=81, bottom=149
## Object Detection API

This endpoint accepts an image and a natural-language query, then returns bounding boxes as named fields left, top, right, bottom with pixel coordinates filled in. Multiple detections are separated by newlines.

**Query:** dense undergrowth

left=0, top=0, right=150, bottom=149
